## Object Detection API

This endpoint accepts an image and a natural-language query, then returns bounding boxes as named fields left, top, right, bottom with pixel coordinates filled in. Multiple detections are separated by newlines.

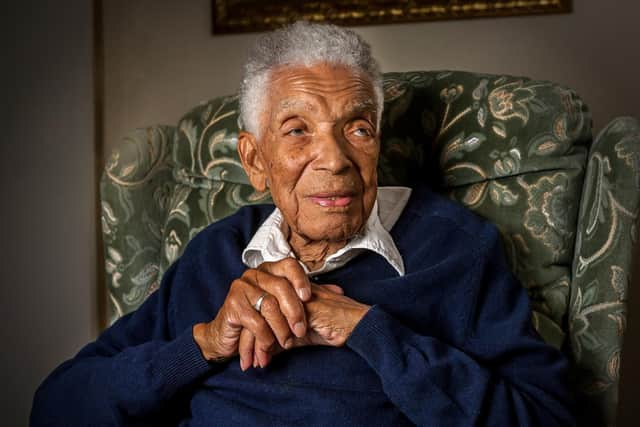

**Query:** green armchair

left=101, top=70, right=640, bottom=426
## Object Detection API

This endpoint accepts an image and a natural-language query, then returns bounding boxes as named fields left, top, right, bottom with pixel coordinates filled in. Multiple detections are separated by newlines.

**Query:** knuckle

left=259, top=336, right=276, bottom=351
left=223, top=311, right=235, bottom=324
left=248, top=314, right=262, bottom=329
left=230, top=279, right=245, bottom=291
left=240, top=269, right=254, bottom=280
left=257, top=261, right=273, bottom=272
left=226, top=293, right=242, bottom=310
left=272, top=277, right=291, bottom=294
left=260, top=295, right=279, bottom=315
left=287, top=305, right=304, bottom=321
left=281, top=257, right=298, bottom=269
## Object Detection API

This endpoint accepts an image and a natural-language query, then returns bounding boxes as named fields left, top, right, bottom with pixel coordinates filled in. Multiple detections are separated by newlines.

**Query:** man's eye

left=286, top=128, right=305, bottom=136
left=348, top=125, right=374, bottom=139
left=353, top=127, right=371, bottom=137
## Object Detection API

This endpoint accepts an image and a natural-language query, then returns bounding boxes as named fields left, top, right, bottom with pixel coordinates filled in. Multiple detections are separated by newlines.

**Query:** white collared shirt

left=242, top=186, right=412, bottom=276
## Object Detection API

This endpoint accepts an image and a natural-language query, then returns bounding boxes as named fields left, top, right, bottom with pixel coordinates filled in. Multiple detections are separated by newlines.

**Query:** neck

left=287, top=228, right=348, bottom=271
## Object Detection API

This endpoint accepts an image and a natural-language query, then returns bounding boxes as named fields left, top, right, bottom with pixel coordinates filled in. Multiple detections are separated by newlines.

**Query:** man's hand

left=237, top=283, right=371, bottom=368
left=292, top=284, right=370, bottom=348
left=193, top=258, right=312, bottom=369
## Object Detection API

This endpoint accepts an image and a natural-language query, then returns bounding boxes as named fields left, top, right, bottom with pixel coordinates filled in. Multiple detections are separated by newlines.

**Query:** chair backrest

left=102, top=70, right=640, bottom=426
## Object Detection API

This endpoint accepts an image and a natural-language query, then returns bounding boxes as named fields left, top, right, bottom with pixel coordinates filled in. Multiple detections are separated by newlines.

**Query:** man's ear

left=237, top=131, right=268, bottom=192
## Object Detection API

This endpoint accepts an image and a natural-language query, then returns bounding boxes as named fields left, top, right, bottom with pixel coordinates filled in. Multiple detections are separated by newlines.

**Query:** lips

left=308, top=191, right=355, bottom=208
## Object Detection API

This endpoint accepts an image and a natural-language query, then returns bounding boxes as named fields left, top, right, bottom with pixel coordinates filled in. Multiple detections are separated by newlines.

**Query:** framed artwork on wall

left=213, top=0, right=572, bottom=34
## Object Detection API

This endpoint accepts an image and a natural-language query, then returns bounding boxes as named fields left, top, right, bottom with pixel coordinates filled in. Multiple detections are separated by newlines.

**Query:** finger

left=242, top=313, right=276, bottom=369
left=319, top=284, right=344, bottom=295
left=228, top=283, right=278, bottom=358
left=257, top=293, right=295, bottom=348
left=238, top=329, right=254, bottom=371
left=240, top=287, right=285, bottom=368
left=253, top=336, right=273, bottom=368
left=240, top=305, right=277, bottom=353
left=232, top=280, right=288, bottom=368
left=312, top=283, right=344, bottom=297
left=259, top=258, right=312, bottom=301
left=252, top=269, right=307, bottom=338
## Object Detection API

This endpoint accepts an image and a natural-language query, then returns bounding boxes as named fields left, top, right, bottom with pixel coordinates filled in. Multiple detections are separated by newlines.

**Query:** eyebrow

left=344, top=99, right=377, bottom=117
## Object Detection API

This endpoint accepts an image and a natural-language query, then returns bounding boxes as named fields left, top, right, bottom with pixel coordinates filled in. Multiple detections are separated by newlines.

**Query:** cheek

left=266, top=147, right=312, bottom=209
left=270, top=151, right=307, bottom=186
left=355, top=148, right=379, bottom=185
left=355, top=148, right=379, bottom=214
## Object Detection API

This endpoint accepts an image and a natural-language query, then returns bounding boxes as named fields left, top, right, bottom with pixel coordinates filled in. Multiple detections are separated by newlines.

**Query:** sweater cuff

left=153, top=327, right=220, bottom=397
left=346, top=305, right=406, bottom=376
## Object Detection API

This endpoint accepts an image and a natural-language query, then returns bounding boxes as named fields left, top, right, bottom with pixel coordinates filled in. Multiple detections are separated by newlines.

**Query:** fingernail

left=240, top=357, right=247, bottom=371
left=253, top=355, right=258, bottom=368
left=298, top=288, right=311, bottom=300
left=293, top=321, right=306, bottom=337
left=258, top=353, right=267, bottom=368
left=284, top=338, right=293, bottom=349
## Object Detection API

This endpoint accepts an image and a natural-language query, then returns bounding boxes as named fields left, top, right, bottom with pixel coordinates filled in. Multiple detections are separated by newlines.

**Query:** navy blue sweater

left=31, top=186, right=574, bottom=426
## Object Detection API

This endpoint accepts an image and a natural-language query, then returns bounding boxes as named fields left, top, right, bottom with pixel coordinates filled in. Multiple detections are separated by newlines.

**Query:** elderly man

left=32, top=22, right=573, bottom=426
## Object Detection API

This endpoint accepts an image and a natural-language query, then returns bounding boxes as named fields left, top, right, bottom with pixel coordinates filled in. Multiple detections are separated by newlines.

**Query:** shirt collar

left=242, top=187, right=411, bottom=276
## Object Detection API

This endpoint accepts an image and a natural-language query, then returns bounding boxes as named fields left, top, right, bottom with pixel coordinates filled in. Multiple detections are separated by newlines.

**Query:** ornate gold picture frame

left=213, top=0, right=572, bottom=34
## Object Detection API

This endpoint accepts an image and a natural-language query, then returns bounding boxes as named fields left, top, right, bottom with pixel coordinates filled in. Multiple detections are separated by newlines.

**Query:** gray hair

left=239, top=21, right=383, bottom=137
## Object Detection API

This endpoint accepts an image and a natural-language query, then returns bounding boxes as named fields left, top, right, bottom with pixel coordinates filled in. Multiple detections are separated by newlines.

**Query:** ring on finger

left=253, top=292, right=267, bottom=312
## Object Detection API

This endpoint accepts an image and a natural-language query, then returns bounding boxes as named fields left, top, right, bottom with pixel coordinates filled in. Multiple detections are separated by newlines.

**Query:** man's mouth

left=308, top=192, right=355, bottom=208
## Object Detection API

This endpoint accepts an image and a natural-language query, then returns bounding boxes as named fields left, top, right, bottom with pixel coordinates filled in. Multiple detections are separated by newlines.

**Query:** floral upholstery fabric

left=381, top=72, right=591, bottom=351
left=100, top=126, right=174, bottom=321
left=100, top=71, right=640, bottom=426
left=569, top=117, right=640, bottom=426
left=162, top=96, right=272, bottom=275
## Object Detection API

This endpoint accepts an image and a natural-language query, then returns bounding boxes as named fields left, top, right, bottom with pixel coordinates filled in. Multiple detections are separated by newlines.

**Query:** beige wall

left=103, top=0, right=639, bottom=424
left=103, top=0, right=640, bottom=155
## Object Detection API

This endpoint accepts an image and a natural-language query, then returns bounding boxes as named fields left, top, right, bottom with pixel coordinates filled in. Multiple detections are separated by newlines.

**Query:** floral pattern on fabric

left=100, top=71, right=639, bottom=427
left=101, top=126, right=175, bottom=323
left=379, top=71, right=590, bottom=350
left=569, top=117, right=640, bottom=426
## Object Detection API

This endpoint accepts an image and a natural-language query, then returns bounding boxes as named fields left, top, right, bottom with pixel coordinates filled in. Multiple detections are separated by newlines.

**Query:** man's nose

left=312, top=130, right=352, bottom=175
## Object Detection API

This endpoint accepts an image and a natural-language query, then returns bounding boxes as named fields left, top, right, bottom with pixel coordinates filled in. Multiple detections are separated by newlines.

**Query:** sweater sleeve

left=30, top=259, right=219, bottom=426
left=346, top=225, right=574, bottom=427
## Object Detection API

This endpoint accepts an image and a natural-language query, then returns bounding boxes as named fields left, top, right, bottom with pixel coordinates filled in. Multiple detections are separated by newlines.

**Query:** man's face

left=240, top=63, right=380, bottom=243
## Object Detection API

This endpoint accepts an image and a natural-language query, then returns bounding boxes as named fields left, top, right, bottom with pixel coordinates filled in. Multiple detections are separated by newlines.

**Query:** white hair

left=239, top=21, right=383, bottom=137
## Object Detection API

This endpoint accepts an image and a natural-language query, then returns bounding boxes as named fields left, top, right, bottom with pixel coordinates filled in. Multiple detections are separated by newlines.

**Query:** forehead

left=266, top=63, right=376, bottom=116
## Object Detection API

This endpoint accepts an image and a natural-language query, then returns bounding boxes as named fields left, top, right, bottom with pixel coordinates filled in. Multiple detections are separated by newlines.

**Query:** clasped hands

left=193, top=258, right=370, bottom=370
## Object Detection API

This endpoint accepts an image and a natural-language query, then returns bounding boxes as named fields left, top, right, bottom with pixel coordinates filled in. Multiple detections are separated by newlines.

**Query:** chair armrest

left=570, top=116, right=640, bottom=426
left=100, top=125, right=176, bottom=324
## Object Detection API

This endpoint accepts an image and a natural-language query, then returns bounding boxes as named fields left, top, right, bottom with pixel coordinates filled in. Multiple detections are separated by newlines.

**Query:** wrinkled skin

left=193, top=63, right=379, bottom=369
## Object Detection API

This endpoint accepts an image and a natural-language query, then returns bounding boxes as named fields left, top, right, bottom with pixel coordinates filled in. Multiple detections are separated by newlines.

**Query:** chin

left=302, top=217, right=363, bottom=242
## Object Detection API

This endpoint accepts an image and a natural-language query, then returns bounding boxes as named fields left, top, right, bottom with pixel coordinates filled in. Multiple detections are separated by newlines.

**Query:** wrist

left=344, top=304, right=371, bottom=341
left=192, top=323, right=226, bottom=362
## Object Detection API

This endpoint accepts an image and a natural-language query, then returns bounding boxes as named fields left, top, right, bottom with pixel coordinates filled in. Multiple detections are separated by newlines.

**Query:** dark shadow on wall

left=0, top=1, right=97, bottom=426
